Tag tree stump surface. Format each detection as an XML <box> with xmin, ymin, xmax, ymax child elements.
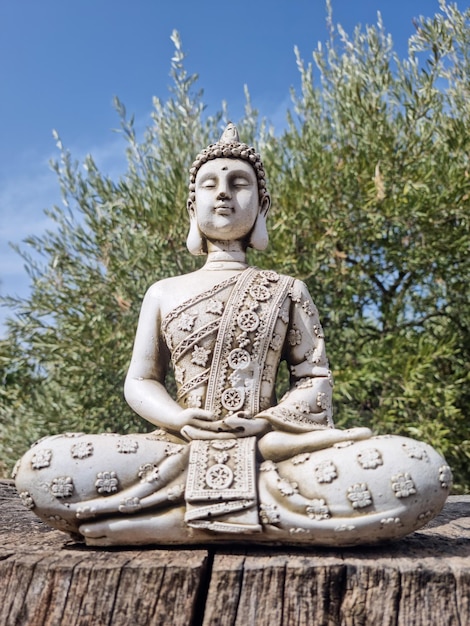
<box><xmin>1</xmin><ymin>479</ymin><xmax>469</xmax><ymax>626</ymax></box>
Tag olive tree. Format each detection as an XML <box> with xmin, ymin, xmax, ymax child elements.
<box><xmin>260</xmin><ymin>0</ymin><xmax>470</xmax><ymax>490</ymax></box>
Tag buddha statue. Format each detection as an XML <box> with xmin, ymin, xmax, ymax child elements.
<box><xmin>14</xmin><ymin>125</ymin><xmax>452</xmax><ymax>546</ymax></box>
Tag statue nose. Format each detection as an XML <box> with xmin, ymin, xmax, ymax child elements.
<box><xmin>217</xmin><ymin>189</ymin><xmax>231</xmax><ymax>200</ymax></box>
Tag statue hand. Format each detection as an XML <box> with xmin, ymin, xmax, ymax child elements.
<box><xmin>173</xmin><ymin>408</ymin><xmax>215</xmax><ymax>431</ymax></box>
<box><xmin>224</xmin><ymin>413</ymin><xmax>270</xmax><ymax>437</ymax></box>
<box><xmin>181</xmin><ymin>425</ymin><xmax>237</xmax><ymax>440</ymax></box>
<box><xmin>181</xmin><ymin>412</ymin><xmax>269</xmax><ymax>440</ymax></box>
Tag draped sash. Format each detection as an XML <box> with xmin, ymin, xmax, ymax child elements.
<box><xmin>180</xmin><ymin>267</ymin><xmax>294</xmax><ymax>532</ymax></box>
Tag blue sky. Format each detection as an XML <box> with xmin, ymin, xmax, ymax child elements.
<box><xmin>0</xmin><ymin>0</ymin><xmax>467</xmax><ymax>333</ymax></box>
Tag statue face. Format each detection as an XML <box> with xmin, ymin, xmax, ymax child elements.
<box><xmin>192</xmin><ymin>158</ymin><xmax>260</xmax><ymax>243</ymax></box>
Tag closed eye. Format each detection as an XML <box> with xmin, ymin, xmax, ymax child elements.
<box><xmin>232</xmin><ymin>177</ymin><xmax>251</xmax><ymax>187</ymax></box>
<box><xmin>200</xmin><ymin>179</ymin><xmax>217</xmax><ymax>189</ymax></box>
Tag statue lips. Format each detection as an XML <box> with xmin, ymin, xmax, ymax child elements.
<box><xmin>214</xmin><ymin>204</ymin><xmax>233</xmax><ymax>216</ymax></box>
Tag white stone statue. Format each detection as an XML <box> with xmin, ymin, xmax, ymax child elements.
<box><xmin>14</xmin><ymin>125</ymin><xmax>452</xmax><ymax>546</ymax></box>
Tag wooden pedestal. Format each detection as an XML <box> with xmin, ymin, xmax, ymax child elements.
<box><xmin>1</xmin><ymin>480</ymin><xmax>469</xmax><ymax>625</ymax></box>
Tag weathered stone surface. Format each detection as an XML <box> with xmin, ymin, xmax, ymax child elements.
<box><xmin>1</xmin><ymin>481</ymin><xmax>469</xmax><ymax>625</ymax></box>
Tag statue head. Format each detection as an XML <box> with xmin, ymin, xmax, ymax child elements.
<box><xmin>187</xmin><ymin>124</ymin><xmax>271</xmax><ymax>255</ymax></box>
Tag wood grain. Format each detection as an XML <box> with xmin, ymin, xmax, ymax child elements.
<box><xmin>1</xmin><ymin>481</ymin><xmax>469</xmax><ymax>626</ymax></box>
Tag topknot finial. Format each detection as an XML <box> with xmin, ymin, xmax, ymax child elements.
<box><xmin>220</xmin><ymin>122</ymin><xmax>239</xmax><ymax>144</ymax></box>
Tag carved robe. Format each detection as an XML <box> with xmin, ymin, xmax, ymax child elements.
<box><xmin>14</xmin><ymin>268</ymin><xmax>451</xmax><ymax>545</ymax></box>
<box><xmin>161</xmin><ymin>267</ymin><xmax>333</xmax><ymax>531</ymax></box>
<box><xmin>162</xmin><ymin>266</ymin><xmax>333</xmax><ymax>430</ymax></box>
<box><xmin>14</xmin><ymin>268</ymin><xmax>335</xmax><ymax>535</ymax></box>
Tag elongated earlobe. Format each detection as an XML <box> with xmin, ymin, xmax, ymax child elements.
<box><xmin>186</xmin><ymin>200</ymin><xmax>206</xmax><ymax>256</ymax></box>
<box><xmin>249</xmin><ymin>194</ymin><xmax>270</xmax><ymax>251</ymax></box>
<box><xmin>186</xmin><ymin>218</ymin><xmax>206</xmax><ymax>256</ymax></box>
<box><xmin>249</xmin><ymin>214</ymin><xmax>269</xmax><ymax>250</ymax></box>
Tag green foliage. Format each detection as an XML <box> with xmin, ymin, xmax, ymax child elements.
<box><xmin>2</xmin><ymin>8</ymin><xmax>470</xmax><ymax>491</ymax></box>
<box><xmin>261</xmin><ymin>0</ymin><xmax>470</xmax><ymax>491</ymax></box>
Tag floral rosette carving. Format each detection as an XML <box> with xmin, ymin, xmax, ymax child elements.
<box><xmin>31</xmin><ymin>449</ymin><xmax>52</xmax><ymax>470</ymax></box>
<box><xmin>95</xmin><ymin>471</ymin><xmax>119</xmax><ymax>494</ymax></box>
<box><xmin>51</xmin><ymin>476</ymin><xmax>74</xmax><ymax>499</ymax></box>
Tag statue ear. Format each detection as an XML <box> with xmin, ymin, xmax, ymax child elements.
<box><xmin>259</xmin><ymin>193</ymin><xmax>271</xmax><ymax>218</ymax></box>
<box><xmin>186</xmin><ymin>200</ymin><xmax>207</xmax><ymax>256</ymax></box>
<box><xmin>249</xmin><ymin>194</ymin><xmax>270</xmax><ymax>251</ymax></box>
